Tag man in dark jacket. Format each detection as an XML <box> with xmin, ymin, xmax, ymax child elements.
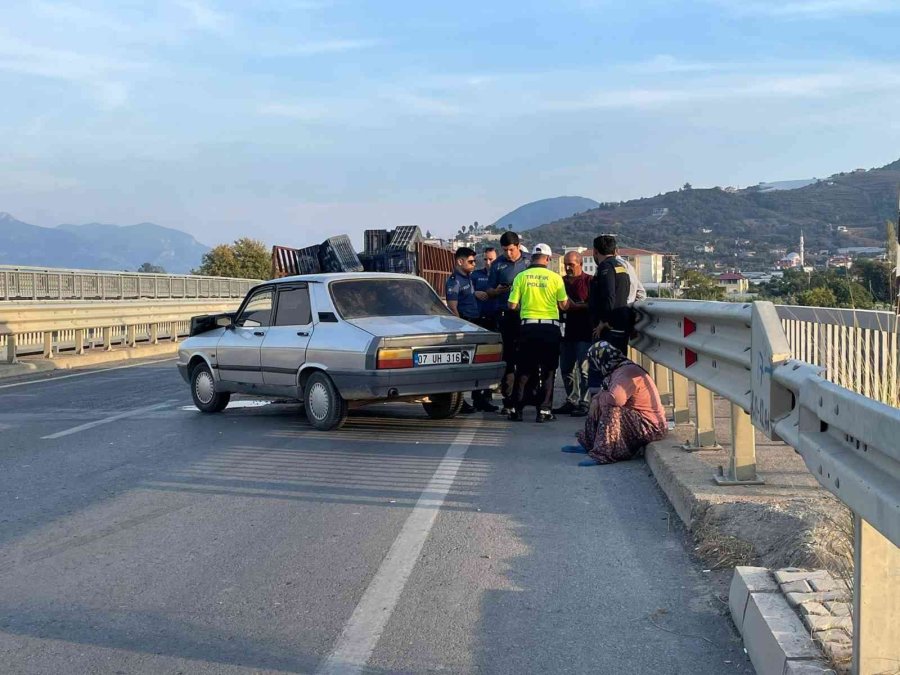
<box><xmin>589</xmin><ymin>234</ymin><xmax>631</xmax><ymax>354</ymax></box>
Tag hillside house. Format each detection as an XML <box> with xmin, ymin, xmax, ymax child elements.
<box><xmin>716</xmin><ymin>272</ymin><xmax>749</xmax><ymax>295</ymax></box>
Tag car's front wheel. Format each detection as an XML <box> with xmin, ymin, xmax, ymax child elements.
<box><xmin>191</xmin><ymin>362</ymin><xmax>230</xmax><ymax>413</ymax></box>
<box><xmin>304</xmin><ymin>372</ymin><xmax>349</xmax><ymax>430</ymax></box>
<box><xmin>422</xmin><ymin>392</ymin><xmax>465</xmax><ymax>420</ymax></box>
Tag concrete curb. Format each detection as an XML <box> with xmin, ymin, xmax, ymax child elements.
<box><xmin>0</xmin><ymin>342</ymin><xmax>178</xmax><ymax>380</ymax></box>
<box><xmin>729</xmin><ymin>567</ymin><xmax>835</xmax><ymax>675</ymax></box>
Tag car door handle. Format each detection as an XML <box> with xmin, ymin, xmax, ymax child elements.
<box><xmin>254</xmin><ymin>331</ymin><xmax>265</xmax><ymax>336</ymax></box>
<box><xmin>297</xmin><ymin>331</ymin><xmax>309</xmax><ymax>337</ymax></box>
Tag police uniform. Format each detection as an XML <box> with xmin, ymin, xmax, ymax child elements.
<box><xmin>589</xmin><ymin>256</ymin><xmax>632</xmax><ymax>353</ymax></box>
<box><xmin>445</xmin><ymin>269</ymin><xmax>480</xmax><ymax>321</ymax></box>
<box><xmin>468</xmin><ymin>266</ymin><xmax>498</xmax><ymax>410</ymax></box>
<box><xmin>486</xmin><ymin>252</ymin><xmax>529</xmax><ymax>409</ymax></box>
<box><xmin>507</xmin><ymin>245</ymin><xmax>568</xmax><ymax>421</ymax></box>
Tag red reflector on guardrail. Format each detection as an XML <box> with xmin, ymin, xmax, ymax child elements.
<box><xmin>685</xmin><ymin>349</ymin><xmax>698</xmax><ymax>367</ymax></box>
<box><xmin>683</xmin><ymin>318</ymin><xmax>696</xmax><ymax>337</ymax></box>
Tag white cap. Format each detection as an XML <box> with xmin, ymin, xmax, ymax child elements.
<box><xmin>519</xmin><ymin>245</ymin><xmax>529</xmax><ymax>253</ymax></box>
<box><xmin>532</xmin><ymin>243</ymin><xmax>552</xmax><ymax>256</ymax></box>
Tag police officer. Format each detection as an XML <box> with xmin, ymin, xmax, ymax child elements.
<box><xmin>590</xmin><ymin>234</ymin><xmax>632</xmax><ymax>353</ymax></box>
<box><xmin>445</xmin><ymin>246</ymin><xmax>480</xmax><ymax>414</ymax></box>
<box><xmin>507</xmin><ymin>243</ymin><xmax>569</xmax><ymax>423</ymax></box>
<box><xmin>469</xmin><ymin>247</ymin><xmax>499</xmax><ymax>412</ymax></box>
<box><xmin>475</xmin><ymin>232</ymin><xmax>528</xmax><ymax>414</ymax></box>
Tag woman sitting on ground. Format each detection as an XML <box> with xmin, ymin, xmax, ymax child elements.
<box><xmin>562</xmin><ymin>341</ymin><xmax>668</xmax><ymax>466</ymax></box>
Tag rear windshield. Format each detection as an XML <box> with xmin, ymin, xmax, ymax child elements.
<box><xmin>330</xmin><ymin>278</ymin><xmax>451</xmax><ymax>319</ymax></box>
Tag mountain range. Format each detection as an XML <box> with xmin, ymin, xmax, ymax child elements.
<box><xmin>524</xmin><ymin>159</ymin><xmax>900</xmax><ymax>269</ymax></box>
<box><xmin>0</xmin><ymin>213</ymin><xmax>210</xmax><ymax>273</ymax></box>
<box><xmin>491</xmin><ymin>196</ymin><xmax>600</xmax><ymax>231</ymax></box>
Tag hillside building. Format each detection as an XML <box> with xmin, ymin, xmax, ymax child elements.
<box><xmin>716</xmin><ymin>272</ymin><xmax>749</xmax><ymax>295</ymax></box>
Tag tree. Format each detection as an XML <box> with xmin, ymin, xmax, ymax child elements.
<box><xmin>853</xmin><ymin>259</ymin><xmax>893</xmax><ymax>306</ymax></box>
<box><xmin>680</xmin><ymin>270</ymin><xmax>725</xmax><ymax>301</ymax></box>
<box><xmin>137</xmin><ymin>262</ymin><xmax>166</xmax><ymax>273</ymax></box>
<box><xmin>682</xmin><ymin>182</ymin><xmax>693</xmax><ymax>191</ymax></box>
<box><xmin>886</xmin><ymin>219</ymin><xmax>897</xmax><ymax>271</ymax></box>
<box><xmin>797</xmin><ymin>286</ymin><xmax>836</xmax><ymax>307</ymax></box>
<box><xmin>194</xmin><ymin>238</ymin><xmax>270</xmax><ymax>279</ymax></box>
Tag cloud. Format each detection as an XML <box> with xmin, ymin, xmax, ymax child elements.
<box><xmin>0</xmin><ymin>34</ymin><xmax>138</xmax><ymax>107</ymax></box>
<box><xmin>711</xmin><ymin>0</ymin><xmax>898</xmax><ymax>18</ymax></box>
<box><xmin>176</xmin><ymin>0</ymin><xmax>232</xmax><ymax>33</ymax></box>
<box><xmin>389</xmin><ymin>92</ymin><xmax>463</xmax><ymax>116</ymax></box>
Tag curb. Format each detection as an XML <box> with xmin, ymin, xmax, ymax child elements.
<box><xmin>0</xmin><ymin>342</ymin><xmax>178</xmax><ymax>380</ymax></box>
<box><xmin>729</xmin><ymin>567</ymin><xmax>835</xmax><ymax>675</ymax></box>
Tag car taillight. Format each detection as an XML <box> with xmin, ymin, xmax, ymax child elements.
<box><xmin>474</xmin><ymin>344</ymin><xmax>502</xmax><ymax>364</ymax></box>
<box><xmin>377</xmin><ymin>347</ymin><xmax>414</xmax><ymax>369</ymax></box>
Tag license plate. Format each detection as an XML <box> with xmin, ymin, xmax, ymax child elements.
<box><xmin>415</xmin><ymin>350</ymin><xmax>473</xmax><ymax>366</ymax></box>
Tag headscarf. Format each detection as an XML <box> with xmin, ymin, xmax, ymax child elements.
<box><xmin>587</xmin><ymin>340</ymin><xmax>633</xmax><ymax>391</ymax></box>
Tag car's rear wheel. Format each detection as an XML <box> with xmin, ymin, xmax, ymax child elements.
<box><xmin>191</xmin><ymin>362</ymin><xmax>230</xmax><ymax>413</ymax></box>
<box><xmin>422</xmin><ymin>392</ymin><xmax>465</xmax><ymax>420</ymax></box>
<box><xmin>304</xmin><ymin>372</ymin><xmax>349</xmax><ymax>430</ymax></box>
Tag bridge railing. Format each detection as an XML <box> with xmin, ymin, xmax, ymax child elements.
<box><xmin>633</xmin><ymin>298</ymin><xmax>899</xmax><ymax>673</ymax></box>
<box><xmin>0</xmin><ymin>299</ymin><xmax>242</xmax><ymax>363</ymax></box>
<box><xmin>0</xmin><ymin>265</ymin><xmax>260</xmax><ymax>301</ymax></box>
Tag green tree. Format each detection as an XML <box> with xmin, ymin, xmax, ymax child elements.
<box><xmin>194</xmin><ymin>238</ymin><xmax>270</xmax><ymax>279</ymax></box>
<box><xmin>797</xmin><ymin>286</ymin><xmax>836</xmax><ymax>307</ymax></box>
<box><xmin>137</xmin><ymin>262</ymin><xmax>166</xmax><ymax>273</ymax></box>
<box><xmin>852</xmin><ymin>259</ymin><xmax>893</xmax><ymax>305</ymax></box>
<box><xmin>680</xmin><ymin>270</ymin><xmax>725</xmax><ymax>300</ymax></box>
<box><xmin>886</xmin><ymin>219</ymin><xmax>897</xmax><ymax>271</ymax></box>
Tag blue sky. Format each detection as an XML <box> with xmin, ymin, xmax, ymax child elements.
<box><xmin>2</xmin><ymin>0</ymin><xmax>900</xmax><ymax>247</ymax></box>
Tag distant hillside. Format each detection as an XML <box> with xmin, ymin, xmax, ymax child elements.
<box><xmin>0</xmin><ymin>213</ymin><xmax>210</xmax><ymax>273</ymax></box>
<box><xmin>491</xmin><ymin>196</ymin><xmax>600</xmax><ymax>232</ymax></box>
<box><xmin>526</xmin><ymin>159</ymin><xmax>900</xmax><ymax>270</ymax></box>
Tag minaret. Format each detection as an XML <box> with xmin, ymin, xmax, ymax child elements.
<box><xmin>800</xmin><ymin>230</ymin><xmax>805</xmax><ymax>267</ymax></box>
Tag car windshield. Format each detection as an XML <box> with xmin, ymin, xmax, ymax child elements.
<box><xmin>330</xmin><ymin>278</ymin><xmax>451</xmax><ymax>319</ymax></box>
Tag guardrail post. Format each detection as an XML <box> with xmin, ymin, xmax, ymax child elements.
<box><xmin>854</xmin><ymin>516</ymin><xmax>900</xmax><ymax>675</ymax></box>
<box><xmin>102</xmin><ymin>327</ymin><xmax>112</xmax><ymax>351</ymax></box>
<box><xmin>681</xmin><ymin>383</ymin><xmax>721</xmax><ymax>451</ymax></box>
<box><xmin>672</xmin><ymin>371</ymin><xmax>690</xmax><ymax>424</ymax></box>
<box><xmin>655</xmin><ymin>364</ymin><xmax>672</xmax><ymax>403</ymax></box>
<box><xmin>42</xmin><ymin>331</ymin><xmax>55</xmax><ymax>359</ymax></box>
<box><xmin>125</xmin><ymin>324</ymin><xmax>136</xmax><ymax>348</ymax></box>
<box><xmin>149</xmin><ymin>323</ymin><xmax>159</xmax><ymax>345</ymax></box>
<box><xmin>714</xmin><ymin>403</ymin><xmax>763</xmax><ymax>485</ymax></box>
<box><xmin>74</xmin><ymin>329</ymin><xmax>85</xmax><ymax>355</ymax></box>
<box><xmin>3</xmin><ymin>334</ymin><xmax>16</xmax><ymax>364</ymax></box>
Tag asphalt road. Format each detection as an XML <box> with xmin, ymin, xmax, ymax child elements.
<box><xmin>0</xmin><ymin>358</ymin><xmax>754</xmax><ymax>674</ymax></box>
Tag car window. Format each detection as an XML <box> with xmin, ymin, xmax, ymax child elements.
<box><xmin>330</xmin><ymin>279</ymin><xmax>451</xmax><ymax>319</ymax></box>
<box><xmin>275</xmin><ymin>286</ymin><xmax>312</xmax><ymax>326</ymax></box>
<box><xmin>235</xmin><ymin>289</ymin><xmax>273</xmax><ymax>328</ymax></box>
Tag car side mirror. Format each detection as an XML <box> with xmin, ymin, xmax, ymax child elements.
<box><xmin>216</xmin><ymin>316</ymin><xmax>233</xmax><ymax>328</ymax></box>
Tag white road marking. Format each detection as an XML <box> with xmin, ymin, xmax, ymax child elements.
<box><xmin>0</xmin><ymin>358</ymin><xmax>176</xmax><ymax>390</ymax></box>
<box><xmin>179</xmin><ymin>400</ymin><xmax>274</xmax><ymax>411</ymax></box>
<box><xmin>41</xmin><ymin>400</ymin><xmax>176</xmax><ymax>439</ymax></box>
<box><xmin>317</xmin><ymin>424</ymin><xmax>478</xmax><ymax>675</ymax></box>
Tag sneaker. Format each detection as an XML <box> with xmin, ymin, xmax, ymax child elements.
<box><xmin>508</xmin><ymin>409</ymin><xmax>523</xmax><ymax>422</ymax></box>
<box><xmin>459</xmin><ymin>401</ymin><xmax>476</xmax><ymax>414</ymax></box>
<box><xmin>536</xmin><ymin>409</ymin><xmax>556</xmax><ymax>423</ymax></box>
<box><xmin>571</xmin><ymin>406</ymin><xmax>589</xmax><ymax>418</ymax></box>
<box><xmin>551</xmin><ymin>402</ymin><xmax>576</xmax><ymax>415</ymax></box>
<box><xmin>561</xmin><ymin>445</ymin><xmax>588</xmax><ymax>454</ymax></box>
<box><xmin>578</xmin><ymin>458</ymin><xmax>601</xmax><ymax>467</ymax></box>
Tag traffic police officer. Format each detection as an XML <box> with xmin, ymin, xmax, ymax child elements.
<box><xmin>475</xmin><ymin>232</ymin><xmax>529</xmax><ymax>414</ymax></box>
<box><xmin>469</xmin><ymin>246</ymin><xmax>499</xmax><ymax>411</ymax></box>
<box><xmin>507</xmin><ymin>243</ymin><xmax>569</xmax><ymax>422</ymax></box>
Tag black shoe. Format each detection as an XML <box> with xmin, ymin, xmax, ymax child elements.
<box><xmin>476</xmin><ymin>402</ymin><xmax>499</xmax><ymax>413</ymax></box>
<box><xmin>571</xmin><ymin>406</ymin><xmax>589</xmax><ymax>418</ymax></box>
<box><xmin>508</xmin><ymin>409</ymin><xmax>523</xmax><ymax>422</ymax></box>
<box><xmin>552</xmin><ymin>402</ymin><xmax>576</xmax><ymax>415</ymax></box>
<box><xmin>536</xmin><ymin>409</ymin><xmax>556</xmax><ymax>423</ymax></box>
<box><xmin>460</xmin><ymin>401</ymin><xmax>476</xmax><ymax>414</ymax></box>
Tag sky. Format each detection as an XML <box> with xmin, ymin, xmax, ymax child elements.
<box><xmin>2</xmin><ymin>0</ymin><xmax>900</xmax><ymax>248</ymax></box>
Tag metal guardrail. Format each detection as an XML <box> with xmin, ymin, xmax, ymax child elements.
<box><xmin>0</xmin><ymin>299</ymin><xmax>242</xmax><ymax>363</ymax></box>
<box><xmin>0</xmin><ymin>265</ymin><xmax>260</xmax><ymax>301</ymax></box>
<box><xmin>633</xmin><ymin>298</ymin><xmax>899</xmax><ymax>673</ymax></box>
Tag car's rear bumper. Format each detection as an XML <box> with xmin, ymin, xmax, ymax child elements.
<box><xmin>329</xmin><ymin>362</ymin><xmax>506</xmax><ymax>400</ymax></box>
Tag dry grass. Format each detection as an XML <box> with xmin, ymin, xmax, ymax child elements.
<box><xmin>811</xmin><ymin>505</ymin><xmax>855</xmax><ymax>595</ymax></box>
